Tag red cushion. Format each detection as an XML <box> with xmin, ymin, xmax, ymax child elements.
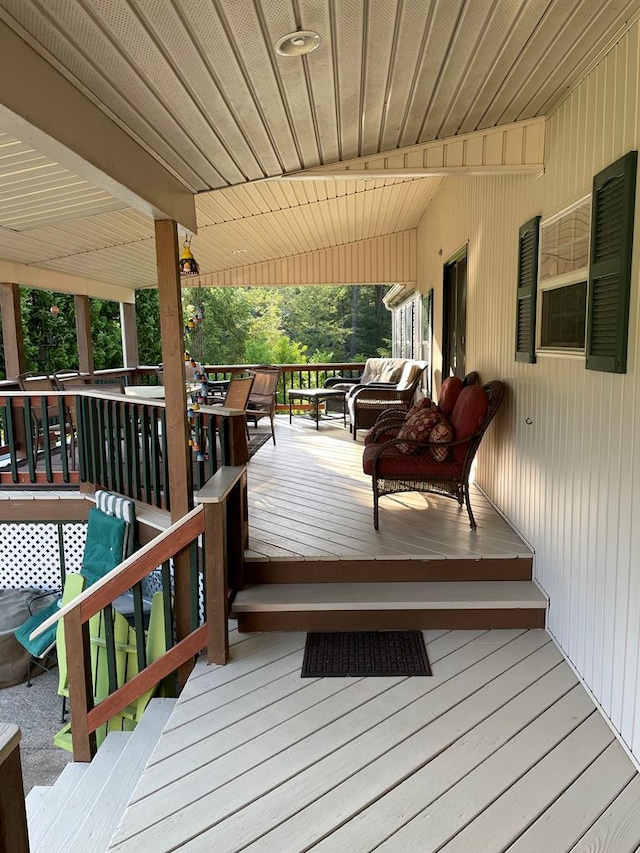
<box><xmin>450</xmin><ymin>385</ymin><xmax>489</xmax><ymax>440</ymax></box>
<box><xmin>362</xmin><ymin>444</ymin><xmax>463</xmax><ymax>478</ymax></box>
<box><xmin>396</xmin><ymin>408</ymin><xmax>443</xmax><ymax>453</ymax></box>
<box><xmin>437</xmin><ymin>376</ymin><xmax>463</xmax><ymax>417</ymax></box>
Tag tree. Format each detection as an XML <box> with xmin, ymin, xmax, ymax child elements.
<box><xmin>136</xmin><ymin>289</ymin><xmax>162</xmax><ymax>365</ymax></box>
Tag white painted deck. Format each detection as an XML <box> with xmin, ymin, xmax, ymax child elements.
<box><xmin>109</xmin><ymin>627</ymin><xmax>640</xmax><ymax>852</ymax></box>
<box><xmin>246</xmin><ymin>419</ymin><xmax>531</xmax><ymax>561</ymax></box>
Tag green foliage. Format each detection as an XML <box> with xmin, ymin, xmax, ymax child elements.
<box><xmin>0</xmin><ymin>282</ymin><xmax>391</xmax><ymax>381</ymax></box>
<box><xmin>136</xmin><ymin>289</ymin><xmax>162</xmax><ymax>365</ymax></box>
<box><xmin>90</xmin><ymin>299</ymin><xmax>123</xmax><ymax>370</ymax></box>
<box><xmin>20</xmin><ymin>289</ymin><xmax>78</xmax><ymax>374</ymax></box>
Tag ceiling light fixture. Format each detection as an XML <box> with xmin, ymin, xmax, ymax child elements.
<box><xmin>275</xmin><ymin>30</ymin><xmax>320</xmax><ymax>57</ymax></box>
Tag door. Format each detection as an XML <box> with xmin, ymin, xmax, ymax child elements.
<box><xmin>443</xmin><ymin>251</ymin><xmax>467</xmax><ymax>379</ymax></box>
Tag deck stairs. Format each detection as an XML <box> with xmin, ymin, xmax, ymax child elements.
<box><xmin>25</xmin><ymin>698</ymin><xmax>175</xmax><ymax>853</ymax></box>
<box><xmin>234</xmin><ymin>554</ymin><xmax>548</xmax><ymax>632</ymax></box>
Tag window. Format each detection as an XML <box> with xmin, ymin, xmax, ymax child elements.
<box><xmin>540</xmin><ymin>282</ymin><xmax>587</xmax><ymax>349</ymax></box>
<box><xmin>538</xmin><ymin>197</ymin><xmax>590</xmax><ymax>354</ymax></box>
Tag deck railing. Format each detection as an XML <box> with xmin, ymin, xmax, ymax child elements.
<box><xmin>0</xmin><ymin>362</ymin><xmax>364</xmax><ymax>491</ymax></box>
<box><xmin>30</xmin><ymin>465</ymin><xmax>246</xmax><ymax>762</ymax></box>
<box><xmin>202</xmin><ymin>362</ymin><xmax>365</xmax><ymax>408</ymax></box>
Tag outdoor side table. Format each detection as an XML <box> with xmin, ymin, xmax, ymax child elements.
<box><xmin>288</xmin><ymin>388</ymin><xmax>347</xmax><ymax>430</ymax></box>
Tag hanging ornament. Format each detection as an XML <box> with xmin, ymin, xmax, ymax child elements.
<box><xmin>179</xmin><ymin>235</ymin><xmax>200</xmax><ymax>276</ymax></box>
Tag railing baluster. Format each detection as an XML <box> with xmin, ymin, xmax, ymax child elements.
<box><xmin>103</xmin><ymin>606</ymin><xmax>118</xmax><ymax>695</ymax></box>
<box><xmin>131</xmin><ymin>582</ymin><xmax>147</xmax><ymax>671</ymax></box>
<box><xmin>150</xmin><ymin>406</ymin><xmax>162</xmax><ymax>508</ymax></box>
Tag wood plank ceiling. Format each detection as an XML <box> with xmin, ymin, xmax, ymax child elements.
<box><xmin>0</xmin><ymin>0</ymin><xmax>637</xmax><ymax>289</ymax></box>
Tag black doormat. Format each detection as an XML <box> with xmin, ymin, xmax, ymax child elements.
<box><xmin>248</xmin><ymin>433</ymin><xmax>271</xmax><ymax>458</ymax></box>
<box><xmin>301</xmin><ymin>630</ymin><xmax>431</xmax><ymax>678</ymax></box>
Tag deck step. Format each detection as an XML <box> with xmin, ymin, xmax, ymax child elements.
<box><xmin>33</xmin><ymin>731</ymin><xmax>132</xmax><ymax>853</ymax></box>
<box><xmin>232</xmin><ymin>581</ymin><xmax>548</xmax><ymax>631</ymax></box>
<box><xmin>244</xmin><ymin>555</ymin><xmax>534</xmax><ymax>584</ymax></box>
<box><xmin>27</xmin><ymin>761</ymin><xmax>89</xmax><ymax>852</ymax></box>
<box><xmin>64</xmin><ymin>699</ymin><xmax>176</xmax><ymax>853</ymax></box>
<box><xmin>25</xmin><ymin>786</ymin><xmax>51</xmax><ymax>824</ymax></box>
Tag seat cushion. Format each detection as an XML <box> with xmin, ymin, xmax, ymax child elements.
<box><xmin>437</xmin><ymin>376</ymin><xmax>463</xmax><ymax>416</ymax></box>
<box><xmin>363</xmin><ymin>444</ymin><xmax>463</xmax><ymax>478</ymax></box>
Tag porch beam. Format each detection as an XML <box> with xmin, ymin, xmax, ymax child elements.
<box><xmin>0</xmin><ymin>259</ymin><xmax>135</xmax><ymax>303</ymax></box>
<box><xmin>277</xmin><ymin>118</ymin><xmax>545</xmax><ymax>180</ymax></box>
<box><xmin>0</xmin><ymin>20</ymin><xmax>196</xmax><ymax>232</ymax></box>
<box><xmin>120</xmin><ymin>302</ymin><xmax>139</xmax><ymax>369</ymax></box>
<box><xmin>74</xmin><ymin>295</ymin><xmax>94</xmax><ymax>376</ymax></box>
<box><xmin>0</xmin><ymin>283</ymin><xmax>25</xmax><ymax>379</ymax></box>
<box><xmin>155</xmin><ymin>219</ymin><xmax>193</xmax><ymax>682</ymax></box>
<box><xmin>194</xmin><ymin>231</ymin><xmax>416</xmax><ymax>289</ymax></box>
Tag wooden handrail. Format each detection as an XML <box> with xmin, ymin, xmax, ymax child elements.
<box><xmin>29</xmin><ymin>505</ymin><xmax>204</xmax><ymax>641</ymax></box>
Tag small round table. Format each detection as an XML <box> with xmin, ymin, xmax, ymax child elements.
<box><xmin>287</xmin><ymin>388</ymin><xmax>347</xmax><ymax>430</ymax></box>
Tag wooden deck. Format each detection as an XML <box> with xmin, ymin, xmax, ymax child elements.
<box><xmin>108</xmin><ymin>626</ymin><xmax>640</xmax><ymax>852</ymax></box>
<box><xmin>245</xmin><ymin>419</ymin><xmax>530</xmax><ymax>563</ymax></box>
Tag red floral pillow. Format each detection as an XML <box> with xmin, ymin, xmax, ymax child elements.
<box><xmin>396</xmin><ymin>408</ymin><xmax>443</xmax><ymax>454</ymax></box>
<box><xmin>405</xmin><ymin>397</ymin><xmax>435</xmax><ymax>420</ymax></box>
<box><xmin>429</xmin><ymin>418</ymin><xmax>453</xmax><ymax>461</ymax></box>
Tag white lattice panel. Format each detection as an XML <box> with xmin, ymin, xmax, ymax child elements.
<box><xmin>0</xmin><ymin>523</ymin><xmax>86</xmax><ymax>592</ymax></box>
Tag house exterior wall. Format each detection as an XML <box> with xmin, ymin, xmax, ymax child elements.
<box><xmin>415</xmin><ymin>22</ymin><xmax>640</xmax><ymax>758</ymax></box>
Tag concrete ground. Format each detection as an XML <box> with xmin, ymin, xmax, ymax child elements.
<box><xmin>0</xmin><ymin>667</ymin><xmax>71</xmax><ymax>794</ymax></box>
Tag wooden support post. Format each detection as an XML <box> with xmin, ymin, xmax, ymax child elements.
<box><xmin>74</xmin><ymin>295</ymin><xmax>94</xmax><ymax>376</ymax></box>
<box><xmin>65</xmin><ymin>608</ymin><xmax>96</xmax><ymax>762</ymax></box>
<box><xmin>196</xmin><ymin>466</ymin><xmax>247</xmax><ymax>665</ymax></box>
<box><xmin>0</xmin><ymin>725</ymin><xmax>29</xmax><ymax>853</ymax></box>
<box><xmin>0</xmin><ymin>283</ymin><xmax>28</xmax><ymax>454</ymax></box>
<box><xmin>204</xmin><ymin>501</ymin><xmax>229</xmax><ymax>665</ymax></box>
<box><xmin>120</xmin><ymin>301</ymin><xmax>139</xmax><ymax>369</ymax></box>
<box><xmin>0</xmin><ymin>282</ymin><xmax>26</xmax><ymax>379</ymax></box>
<box><xmin>154</xmin><ymin>219</ymin><xmax>193</xmax><ymax>686</ymax></box>
<box><xmin>219</xmin><ymin>412</ymin><xmax>249</xmax><ymax>465</ymax></box>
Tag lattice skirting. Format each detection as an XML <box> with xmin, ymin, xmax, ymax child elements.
<box><xmin>0</xmin><ymin>522</ymin><xmax>87</xmax><ymax>591</ymax></box>
<box><xmin>377</xmin><ymin>478</ymin><xmax>463</xmax><ymax>502</ymax></box>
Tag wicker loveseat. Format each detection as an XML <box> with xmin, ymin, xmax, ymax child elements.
<box><xmin>362</xmin><ymin>380</ymin><xmax>504</xmax><ymax>529</ymax></box>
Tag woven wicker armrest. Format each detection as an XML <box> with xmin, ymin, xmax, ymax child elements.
<box><xmin>324</xmin><ymin>376</ymin><xmax>359</xmax><ymax>388</ymax></box>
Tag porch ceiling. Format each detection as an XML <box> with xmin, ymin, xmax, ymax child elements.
<box><xmin>0</xmin><ymin>0</ymin><xmax>636</xmax><ymax>293</ymax></box>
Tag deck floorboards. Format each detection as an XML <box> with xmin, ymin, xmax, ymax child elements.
<box><xmin>245</xmin><ymin>420</ymin><xmax>531</xmax><ymax>562</ymax></box>
<box><xmin>109</xmin><ymin>627</ymin><xmax>640</xmax><ymax>852</ymax></box>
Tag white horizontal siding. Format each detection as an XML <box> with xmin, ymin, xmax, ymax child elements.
<box><xmin>416</xmin><ymin>21</ymin><xmax>640</xmax><ymax>758</ymax></box>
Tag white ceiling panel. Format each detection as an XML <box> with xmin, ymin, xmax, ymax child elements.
<box><xmin>0</xmin><ymin>0</ymin><xmax>636</xmax><ymax>192</ymax></box>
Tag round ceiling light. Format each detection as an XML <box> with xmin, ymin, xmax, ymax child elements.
<box><xmin>275</xmin><ymin>30</ymin><xmax>320</xmax><ymax>57</ymax></box>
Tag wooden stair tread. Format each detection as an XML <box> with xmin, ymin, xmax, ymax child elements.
<box><xmin>232</xmin><ymin>581</ymin><xmax>547</xmax><ymax>611</ymax></box>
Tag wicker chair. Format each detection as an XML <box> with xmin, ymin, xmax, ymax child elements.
<box><xmin>348</xmin><ymin>361</ymin><xmax>428</xmax><ymax>440</ymax></box>
<box><xmin>362</xmin><ymin>381</ymin><xmax>504</xmax><ymax>529</ymax></box>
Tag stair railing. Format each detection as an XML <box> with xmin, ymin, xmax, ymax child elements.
<box><xmin>28</xmin><ymin>465</ymin><xmax>247</xmax><ymax>762</ymax></box>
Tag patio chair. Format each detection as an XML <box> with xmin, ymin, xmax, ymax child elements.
<box><xmin>245</xmin><ymin>366</ymin><xmax>281</xmax><ymax>445</ymax></box>
<box><xmin>362</xmin><ymin>381</ymin><xmax>504</xmax><ymax>529</ymax></box>
<box><xmin>54</xmin><ymin>589</ymin><xmax>168</xmax><ymax>751</ymax></box>
<box><xmin>209</xmin><ymin>375</ymin><xmax>255</xmax><ymax>441</ymax></box>
<box><xmin>17</xmin><ymin>371</ymin><xmax>76</xmax><ymax>467</ymax></box>
<box><xmin>348</xmin><ymin>361</ymin><xmax>428</xmax><ymax>440</ymax></box>
<box><xmin>14</xmin><ymin>490</ymin><xmax>137</xmax><ymax>715</ymax></box>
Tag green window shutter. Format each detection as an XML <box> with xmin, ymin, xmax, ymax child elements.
<box><xmin>515</xmin><ymin>215</ymin><xmax>540</xmax><ymax>363</ymax></box>
<box><xmin>586</xmin><ymin>150</ymin><xmax>637</xmax><ymax>373</ymax></box>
